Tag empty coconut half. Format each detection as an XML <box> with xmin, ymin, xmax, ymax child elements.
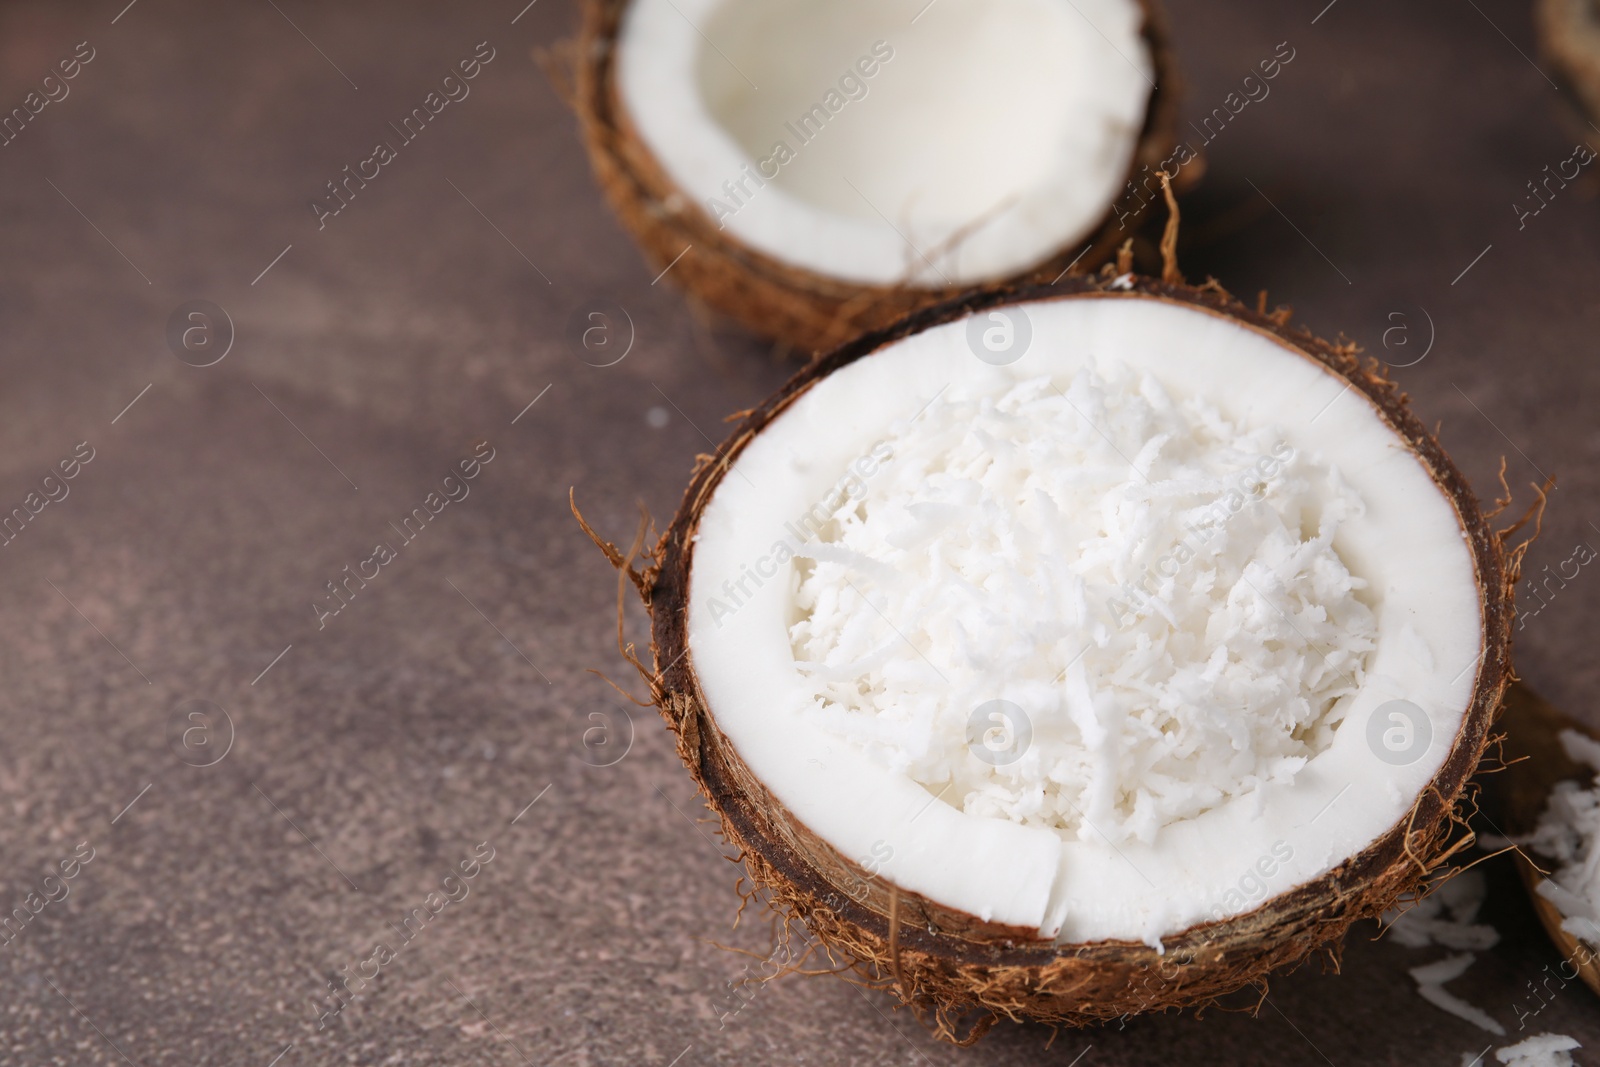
<box><xmin>569</xmin><ymin>0</ymin><xmax>1192</xmax><ymax>353</ymax></box>
<box><xmin>582</xmin><ymin>272</ymin><xmax>1530</xmax><ymax>1039</ymax></box>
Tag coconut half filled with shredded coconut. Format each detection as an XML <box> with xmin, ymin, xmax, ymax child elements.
<box><xmin>619</xmin><ymin>276</ymin><xmax>1521</xmax><ymax>1038</ymax></box>
<box><xmin>567</xmin><ymin>0</ymin><xmax>1194</xmax><ymax>352</ymax></box>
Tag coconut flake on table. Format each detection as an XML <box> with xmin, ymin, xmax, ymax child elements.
<box><xmin>1410</xmin><ymin>953</ymin><xmax>1506</xmax><ymax>1036</ymax></box>
<box><xmin>1384</xmin><ymin>868</ymin><xmax>1501</xmax><ymax>950</ymax></box>
<box><xmin>1527</xmin><ymin>728</ymin><xmax>1600</xmax><ymax>944</ymax></box>
<box><xmin>788</xmin><ymin>365</ymin><xmax>1378</xmax><ymax>844</ymax></box>
<box><xmin>1475</xmin><ymin>1033</ymin><xmax>1582</xmax><ymax>1067</ymax></box>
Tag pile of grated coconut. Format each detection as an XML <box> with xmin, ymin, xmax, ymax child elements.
<box><xmin>1527</xmin><ymin>728</ymin><xmax>1600</xmax><ymax>944</ymax></box>
<box><xmin>788</xmin><ymin>364</ymin><xmax>1377</xmax><ymax>844</ymax></box>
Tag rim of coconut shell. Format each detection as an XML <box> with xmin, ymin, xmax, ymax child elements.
<box><xmin>576</xmin><ymin>265</ymin><xmax>1537</xmax><ymax>1039</ymax></box>
<box><xmin>556</xmin><ymin>0</ymin><xmax>1199</xmax><ymax>356</ymax></box>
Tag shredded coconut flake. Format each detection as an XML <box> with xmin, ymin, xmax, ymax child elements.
<box><xmin>1411</xmin><ymin>953</ymin><xmax>1506</xmax><ymax>1036</ymax></box>
<box><xmin>1486</xmin><ymin>1033</ymin><xmax>1582</xmax><ymax>1067</ymax></box>
<box><xmin>1384</xmin><ymin>869</ymin><xmax>1501</xmax><ymax>950</ymax></box>
<box><xmin>787</xmin><ymin>364</ymin><xmax>1377</xmax><ymax>843</ymax></box>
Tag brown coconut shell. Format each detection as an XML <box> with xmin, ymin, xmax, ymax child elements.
<box><xmin>578</xmin><ymin>269</ymin><xmax>1531</xmax><ymax>1041</ymax></box>
<box><xmin>1497</xmin><ymin>682</ymin><xmax>1600</xmax><ymax>999</ymax></box>
<box><xmin>1537</xmin><ymin>0</ymin><xmax>1600</xmax><ymax>122</ymax></box>
<box><xmin>561</xmin><ymin>0</ymin><xmax>1198</xmax><ymax>356</ymax></box>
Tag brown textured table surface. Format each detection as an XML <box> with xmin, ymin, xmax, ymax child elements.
<box><xmin>1</xmin><ymin>1</ymin><xmax>1598</xmax><ymax>1063</ymax></box>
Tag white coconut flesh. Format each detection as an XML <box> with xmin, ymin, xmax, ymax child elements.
<box><xmin>686</xmin><ymin>295</ymin><xmax>1485</xmax><ymax>946</ymax></box>
<box><xmin>615</xmin><ymin>0</ymin><xmax>1153</xmax><ymax>286</ymax></box>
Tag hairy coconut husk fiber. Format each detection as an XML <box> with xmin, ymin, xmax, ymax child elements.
<box><xmin>576</xmin><ymin>263</ymin><xmax>1534</xmax><ymax>1042</ymax></box>
<box><xmin>557</xmin><ymin>0</ymin><xmax>1198</xmax><ymax>356</ymax></box>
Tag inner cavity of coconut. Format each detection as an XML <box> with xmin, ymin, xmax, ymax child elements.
<box><xmin>616</xmin><ymin>0</ymin><xmax>1153</xmax><ymax>285</ymax></box>
<box><xmin>786</xmin><ymin>366</ymin><xmax>1378</xmax><ymax>845</ymax></box>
